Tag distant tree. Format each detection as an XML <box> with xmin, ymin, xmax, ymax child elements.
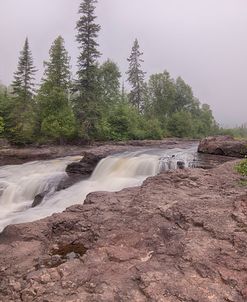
<box><xmin>37</xmin><ymin>36</ymin><xmax>75</xmax><ymax>143</ymax></box>
<box><xmin>9</xmin><ymin>38</ymin><xmax>37</xmax><ymax>143</ymax></box>
<box><xmin>74</xmin><ymin>0</ymin><xmax>101</xmax><ymax>138</ymax></box>
<box><xmin>42</xmin><ymin>36</ymin><xmax>71</xmax><ymax>89</ymax></box>
<box><xmin>173</xmin><ymin>77</ymin><xmax>194</xmax><ymax>112</ymax></box>
<box><xmin>148</xmin><ymin>71</ymin><xmax>176</xmax><ymax>124</ymax></box>
<box><xmin>12</xmin><ymin>38</ymin><xmax>36</xmax><ymax>102</ymax></box>
<box><xmin>99</xmin><ymin>59</ymin><xmax>121</xmax><ymax>105</ymax></box>
<box><xmin>126</xmin><ymin>39</ymin><xmax>146</xmax><ymax>112</ymax></box>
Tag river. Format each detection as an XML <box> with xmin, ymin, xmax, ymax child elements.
<box><xmin>0</xmin><ymin>145</ymin><xmax>232</xmax><ymax>231</ymax></box>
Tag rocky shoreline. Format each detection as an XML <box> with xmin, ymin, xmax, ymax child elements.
<box><xmin>0</xmin><ymin>159</ymin><xmax>247</xmax><ymax>301</ymax></box>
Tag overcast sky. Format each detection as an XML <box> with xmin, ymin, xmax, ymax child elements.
<box><xmin>0</xmin><ymin>0</ymin><xmax>247</xmax><ymax>126</ymax></box>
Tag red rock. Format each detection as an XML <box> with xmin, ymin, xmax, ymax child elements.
<box><xmin>0</xmin><ymin>160</ymin><xmax>246</xmax><ymax>301</ymax></box>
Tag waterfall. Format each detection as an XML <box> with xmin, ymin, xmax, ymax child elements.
<box><xmin>0</xmin><ymin>147</ymin><xmax>197</xmax><ymax>231</ymax></box>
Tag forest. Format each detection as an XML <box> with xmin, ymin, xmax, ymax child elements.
<box><xmin>0</xmin><ymin>0</ymin><xmax>220</xmax><ymax>145</ymax></box>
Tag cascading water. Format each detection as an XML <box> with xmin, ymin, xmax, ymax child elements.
<box><xmin>0</xmin><ymin>147</ymin><xmax>197</xmax><ymax>231</ymax></box>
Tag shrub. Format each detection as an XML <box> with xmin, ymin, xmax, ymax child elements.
<box><xmin>235</xmin><ymin>158</ymin><xmax>247</xmax><ymax>176</ymax></box>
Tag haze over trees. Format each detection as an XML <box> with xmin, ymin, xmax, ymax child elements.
<box><xmin>0</xmin><ymin>0</ymin><xmax>219</xmax><ymax>145</ymax></box>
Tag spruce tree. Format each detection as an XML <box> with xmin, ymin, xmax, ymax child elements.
<box><xmin>9</xmin><ymin>38</ymin><xmax>37</xmax><ymax>143</ymax></box>
<box><xmin>126</xmin><ymin>39</ymin><xmax>146</xmax><ymax>112</ymax></box>
<box><xmin>42</xmin><ymin>36</ymin><xmax>71</xmax><ymax>89</ymax></box>
<box><xmin>74</xmin><ymin>0</ymin><xmax>101</xmax><ymax>138</ymax></box>
<box><xmin>76</xmin><ymin>0</ymin><xmax>101</xmax><ymax>91</ymax></box>
<box><xmin>12</xmin><ymin>38</ymin><xmax>36</xmax><ymax>102</ymax></box>
<box><xmin>37</xmin><ymin>36</ymin><xmax>75</xmax><ymax>143</ymax></box>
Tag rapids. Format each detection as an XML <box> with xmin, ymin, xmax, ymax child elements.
<box><xmin>0</xmin><ymin>147</ymin><xmax>197</xmax><ymax>231</ymax></box>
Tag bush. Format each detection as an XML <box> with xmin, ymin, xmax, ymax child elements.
<box><xmin>167</xmin><ymin>111</ymin><xmax>193</xmax><ymax>138</ymax></box>
<box><xmin>0</xmin><ymin>117</ymin><xmax>4</xmax><ymax>135</ymax></box>
<box><xmin>236</xmin><ymin>158</ymin><xmax>247</xmax><ymax>176</ymax></box>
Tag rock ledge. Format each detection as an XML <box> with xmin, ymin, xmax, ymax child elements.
<box><xmin>198</xmin><ymin>135</ymin><xmax>247</xmax><ymax>157</ymax></box>
<box><xmin>0</xmin><ymin>160</ymin><xmax>247</xmax><ymax>301</ymax></box>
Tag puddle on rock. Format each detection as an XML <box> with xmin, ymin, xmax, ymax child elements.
<box><xmin>50</xmin><ymin>242</ymin><xmax>87</xmax><ymax>259</ymax></box>
<box><xmin>35</xmin><ymin>243</ymin><xmax>88</xmax><ymax>269</ymax></box>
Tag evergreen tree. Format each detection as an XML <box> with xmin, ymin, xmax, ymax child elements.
<box><xmin>9</xmin><ymin>38</ymin><xmax>37</xmax><ymax>143</ymax></box>
<box><xmin>126</xmin><ymin>39</ymin><xmax>146</xmax><ymax>112</ymax></box>
<box><xmin>12</xmin><ymin>38</ymin><xmax>36</xmax><ymax>102</ymax></box>
<box><xmin>42</xmin><ymin>36</ymin><xmax>71</xmax><ymax>89</ymax></box>
<box><xmin>37</xmin><ymin>36</ymin><xmax>75</xmax><ymax>143</ymax></box>
<box><xmin>74</xmin><ymin>0</ymin><xmax>101</xmax><ymax>138</ymax></box>
<box><xmin>76</xmin><ymin>0</ymin><xmax>101</xmax><ymax>90</ymax></box>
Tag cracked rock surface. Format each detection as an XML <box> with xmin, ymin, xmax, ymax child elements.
<box><xmin>0</xmin><ymin>160</ymin><xmax>247</xmax><ymax>301</ymax></box>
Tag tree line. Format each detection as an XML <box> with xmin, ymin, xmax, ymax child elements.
<box><xmin>0</xmin><ymin>0</ymin><xmax>218</xmax><ymax>145</ymax></box>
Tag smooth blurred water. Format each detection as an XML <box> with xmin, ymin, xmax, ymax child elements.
<box><xmin>0</xmin><ymin>144</ymin><xmax>229</xmax><ymax>231</ymax></box>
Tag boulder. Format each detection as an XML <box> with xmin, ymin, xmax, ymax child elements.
<box><xmin>66</xmin><ymin>151</ymin><xmax>105</xmax><ymax>176</ymax></box>
<box><xmin>198</xmin><ymin>135</ymin><xmax>247</xmax><ymax>157</ymax></box>
<box><xmin>32</xmin><ymin>191</ymin><xmax>47</xmax><ymax>208</ymax></box>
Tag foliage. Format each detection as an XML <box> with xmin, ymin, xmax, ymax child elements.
<box><xmin>8</xmin><ymin>38</ymin><xmax>37</xmax><ymax>143</ymax></box>
<box><xmin>37</xmin><ymin>36</ymin><xmax>75</xmax><ymax>143</ymax></box>
<box><xmin>127</xmin><ymin>39</ymin><xmax>146</xmax><ymax>112</ymax></box>
<box><xmin>41</xmin><ymin>109</ymin><xmax>75</xmax><ymax>142</ymax></box>
<box><xmin>11</xmin><ymin>38</ymin><xmax>36</xmax><ymax>101</ymax></box>
<box><xmin>74</xmin><ymin>0</ymin><xmax>101</xmax><ymax>138</ymax></box>
<box><xmin>235</xmin><ymin>158</ymin><xmax>247</xmax><ymax>176</ymax></box>
<box><xmin>167</xmin><ymin>111</ymin><xmax>193</xmax><ymax>138</ymax></box>
<box><xmin>99</xmin><ymin>59</ymin><xmax>121</xmax><ymax>105</ymax></box>
<box><xmin>148</xmin><ymin>71</ymin><xmax>176</xmax><ymax>121</ymax></box>
<box><xmin>0</xmin><ymin>117</ymin><xmax>4</xmax><ymax>135</ymax></box>
<box><xmin>218</xmin><ymin>125</ymin><xmax>247</xmax><ymax>139</ymax></box>
<box><xmin>1</xmin><ymin>0</ymin><xmax>221</xmax><ymax>145</ymax></box>
<box><xmin>42</xmin><ymin>36</ymin><xmax>71</xmax><ymax>89</ymax></box>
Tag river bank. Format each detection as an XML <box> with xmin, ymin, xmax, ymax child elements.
<box><xmin>0</xmin><ymin>139</ymin><xmax>198</xmax><ymax>166</ymax></box>
<box><xmin>0</xmin><ymin>159</ymin><xmax>246</xmax><ymax>301</ymax></box>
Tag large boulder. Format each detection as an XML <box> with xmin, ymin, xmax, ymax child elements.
<box><xmin>198</xmin><ymin>135</ymin><xmax>247</xmax><ymax>157</ymax></box>
<box><xmin>65</xmin><ymin>151</ymin><xmax>105</xmax><ymax>177</ymax></box>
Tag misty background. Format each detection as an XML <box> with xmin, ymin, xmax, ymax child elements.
<box><xmin>0</xmin><ymin>0</ymin><xmax>246</xmax><ymax>126</ymax></box>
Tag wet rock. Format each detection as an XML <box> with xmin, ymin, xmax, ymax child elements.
<box><xmin>66</xmin><ymin>152</ymin><xmax>105</xmax><ymax>176</ymax></box>
<box><xmin>198</xmin><ymin>135</ymin><xmax>247</xmax><ymax>158</ymax></box>
<box><xmin>177</xmin><ymin>160</ymin><xmax>185</xmax><ymax>169</ymax></box>
<box><xmin>32</xmin><ymin>191</ymin><xmax>47</xmax><ymax>208</ymax></box>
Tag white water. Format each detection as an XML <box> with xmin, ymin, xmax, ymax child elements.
<box><xmin>0</xmin><ymin>147</ymin><xmax>197</xmax><ymax>231</ymax></box>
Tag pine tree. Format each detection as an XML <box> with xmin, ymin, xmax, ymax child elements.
<box><xmin>42</xmin><ymin>36</ymin><xmax>71</xmax><ymax>89</ymax></box>
<box><xmin>37</xmin><ymin>36</ymin><xmax>75</xmax><ymax>143</ymax></box>
<box><xmin>74</xmin><ymin>0</ymin><xmax>101</xmax><ymax>138</ymax></box>
<box><xmin>12</xmin><ymin>38</ymin><xmax>36</xmax><ymax>102</ymax></box>
<box><xmin>9</xmin><ymin>38</ymin><xmax>37</xmax><ymax>143</ymax></box>
<box><xmin>126</xmin><ymin>39</ymin><xmax>146</xmax><ymax>112</ymax></box>
<box><xmin>76</xmin><ymin>0</ymin><xmax>101</xmax><ymax>94</ymax></box>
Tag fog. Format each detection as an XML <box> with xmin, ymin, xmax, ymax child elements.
<box><xmin>0</xmin><ymin>0</ymin><xmax>247</xmax><ymax>126</ymax></box>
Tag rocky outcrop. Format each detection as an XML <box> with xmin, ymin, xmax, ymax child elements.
<box><xmin>198</xmin><ymin>135</ymin><xmax>247</xmax><ymax>157</ymax></box>
<box><xmin>0</xmin><ymin>160</ymin><xmax>247</xmax><ymax>302</ymax></box>
<box><xmin>66</xmin><ymin>151</ymin><xmax>105</xmax><ymax>176</ymax></box>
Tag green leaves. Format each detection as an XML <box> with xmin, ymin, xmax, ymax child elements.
<box><xmin>37</xmin><ymin>37</ymin><xmax>75</xmax><ymax>144</ymax></box>
<box><xmin>236</xmin><ymin>158</ymin><xmax>247</xmax><ymax>176</ymax></box>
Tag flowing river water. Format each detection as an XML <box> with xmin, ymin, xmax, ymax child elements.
<box><xmin>0</xmin><ymin>145</ymin><xmax>233</xmax><ymax>231</ymax></box>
